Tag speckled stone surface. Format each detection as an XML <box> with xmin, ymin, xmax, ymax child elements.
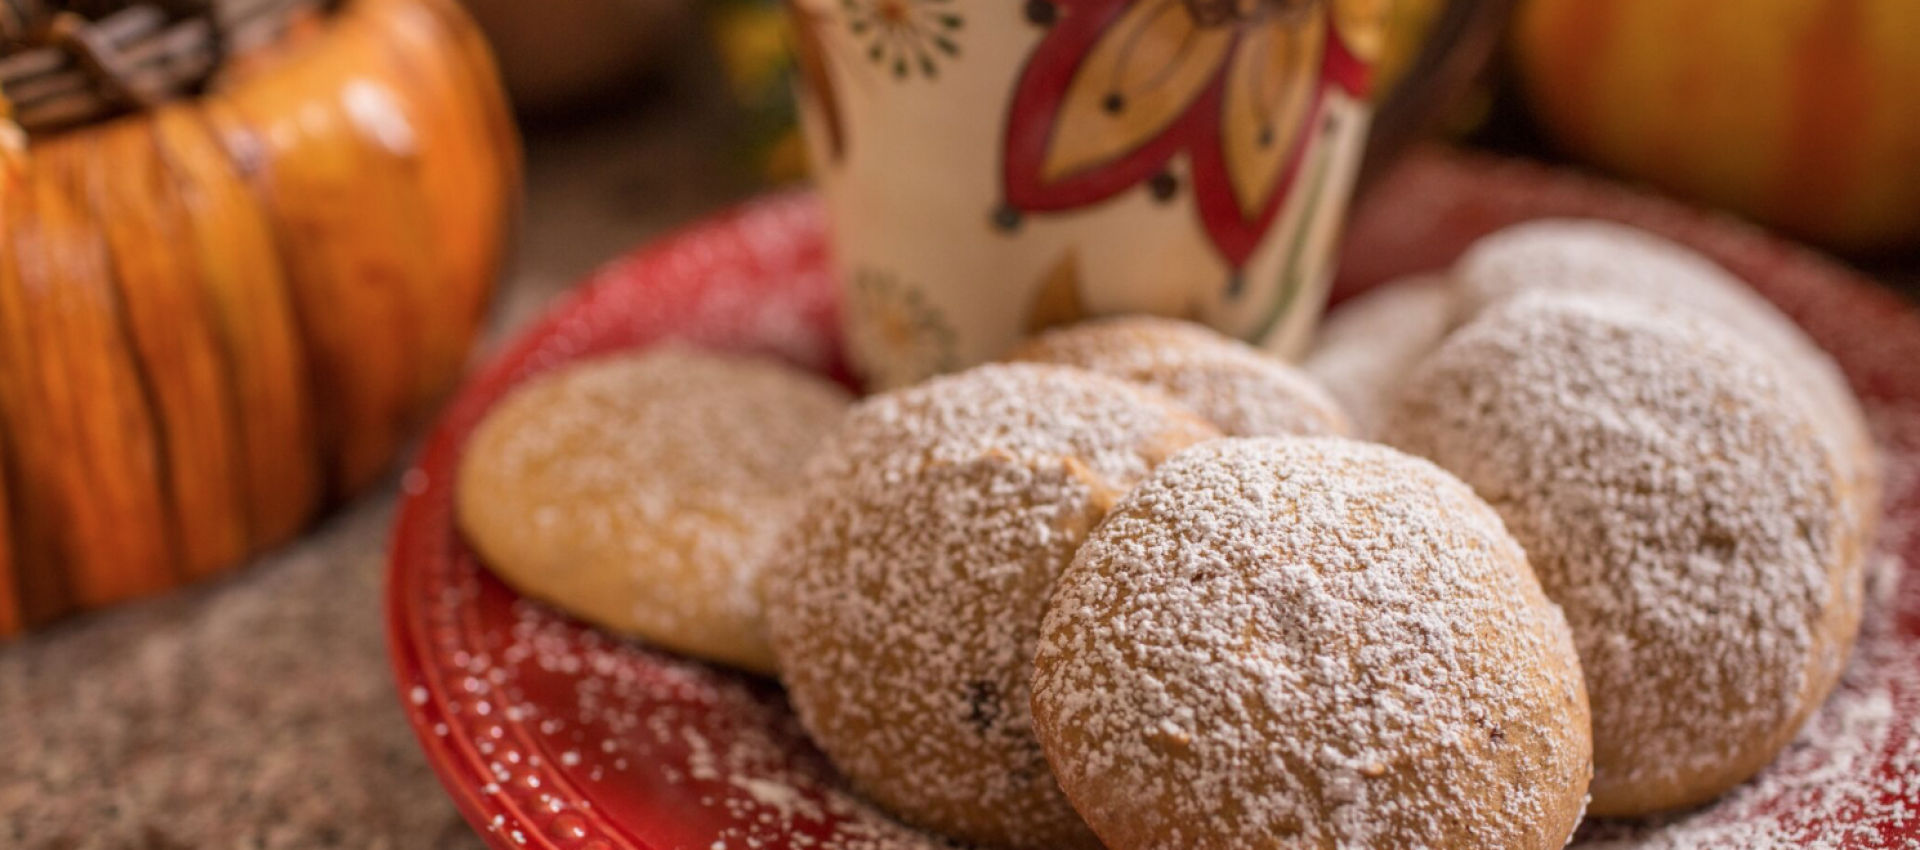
<box><xmin>0</xmin><ymin>495</ymin><xmax>477</xmax><ymax>850</ymax></box>
<box><xmin>0</xmin><ymin>66</ymin><xmax>752</xmax><ymax>850</ymax></box>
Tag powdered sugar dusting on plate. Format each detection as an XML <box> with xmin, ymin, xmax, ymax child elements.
<box><xmin>492</xmin><ymin>596</ymin><xmax>958</xmax><ymax>850</ymax></box>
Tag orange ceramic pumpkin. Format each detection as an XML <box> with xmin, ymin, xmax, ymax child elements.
<box><xmin>0</xmin><ymin>0</ymin><xmax>518</xmax><ymax>634</ymax></box>
<box><xmin>1515</xmin><ymin>0</ymin><xmax>1920</xmax><ymax>252</ymax></box>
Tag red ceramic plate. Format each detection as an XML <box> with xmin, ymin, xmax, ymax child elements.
<box><xmin>389</xmin><ymin>151</ymin><xmax>1920</xmax><ymax>850</ymax></box>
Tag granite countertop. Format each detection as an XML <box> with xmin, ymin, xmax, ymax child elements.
<box><xmin>3</xmin><ymin>70</ymin><xmax>1916</xmax><ymax>850</ymax></box>
<box><xmin>0</xmin><ymin>74</ymin><xmax>755</xmax><ymax>850</ymax></box>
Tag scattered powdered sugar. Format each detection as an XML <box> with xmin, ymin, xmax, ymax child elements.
<box><xmin>1032</xmin><ymin>437</ymin><xmax>1592</xmax><ymax>849</ymax></box>
<box><xmin>761</xmin><ymin>364</ymin><xmax>1217</xmax><ymax>850</ymax></box>
<box><xmin>1388</xmin><ymin>292</ymin><xmax>1861</xmax><ymax>814</ymax></box>
<box><xmin>491</xmin><ymin>597</ymin><xmax>960</xmax><ymax>850</ymax></box>
<box><xmin>1009</xmin><ymin>315</ymin><xmax>1351</xmax><ymax>438</ymax></box>
<box><xmin>1304</xmin><ymin>274</ymin><xmax>1461</xmax><ymax>439</ymax></box>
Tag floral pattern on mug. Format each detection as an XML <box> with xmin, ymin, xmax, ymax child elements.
<box><xmin>842</xmin><ymin>0</ymin><xmax>965</xmax><ymax>79</ymax></box>
<box><xmin>845</xmin><ymin>268</ymin><xmax>960</xmax><ymax>387</ymax></box>
<box><xmin>1000</xmin><ymin>0</ymin><xmax>1381</xmax><ymax>270</ymax></box>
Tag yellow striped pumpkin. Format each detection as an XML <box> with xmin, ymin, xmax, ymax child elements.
<box><xmin>1515</xmin><ymin>0</ymin><xmax>1920</xmax><ymax>252</ymax></box>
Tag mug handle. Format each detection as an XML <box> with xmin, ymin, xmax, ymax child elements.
<box><xmin>1357</xmin><ymin>0</ymin><xmax>1519</xmax><ymax>188</ymax></box>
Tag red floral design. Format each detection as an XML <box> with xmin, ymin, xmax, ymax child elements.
<box><xmin>1003</xmin><ymin>0</ymin><xmax>1379</xmax><ymax>270</ymax></box>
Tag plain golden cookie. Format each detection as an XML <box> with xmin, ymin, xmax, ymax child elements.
<box><xmin>1304</xmin><ymin>274</ymin><xmax>1461</xmax><ymax>439</ymax></box>
<box><xmin>1032</xmin><ymin>437</ymin><xmax>1592</xmax><ymax>850</ymax></box>
<box><xmin>456</xmin><ymin>347</ymin><xmax>850</xmax><ymax>674</ymax></box>
<box><xmin>1388</xmin><ymin>292</ymin><xmax>1865</xmax><ymax>816</ymax></box>
<box><xmin>763</xmin><ymin>363</ymin><xmax>1218</xmax><ymax>850</ymax></box>
<box><xmin>1006</xmin><ymin>316</ymin><xmax>1350</xmax><ymax>438</ymax></box>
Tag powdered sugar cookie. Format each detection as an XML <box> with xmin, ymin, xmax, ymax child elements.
<box><xmin>1388</xmin><ymin>292</ymin><xmax>1865</xmax><ymax>815</ymax></box>
<box><xmin>1006</xmin><ymin>316</ymin><xmax>1349</xmax><ymax>438</ymax></box>
<box><xmin>1304</xmin><ymin>275</ymin><xmax>1460</xmax><ymax>439</ymax></box>
<box><xmin>1454</xmin><ymin>218</ymin><xmax>1878</xmax><ymax>549</ymax></box>
<box><xmin>1032</xmin><ymin>437</ymin><xmax>1592</xmax><ymax>850</ymax></box>
<box><xmin>456</xmin><ymin>347</ymin><xmax>851</xmax><ymax>674</ymax></box>
<box><xmin>762</xmin><ymin>364</ymin><xmax>1217</xmax><ymax>850</ymax></box>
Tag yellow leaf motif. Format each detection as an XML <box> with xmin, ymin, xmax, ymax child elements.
<box><xmin>1221</xmin><ymin>12</ymin><xmax>1323</xmax><ymax>217</ymax></box>
<box><xmin>1040</xmin><ymin>2</ymin><xmax>1232</xmax><ymax>183</ymax></box>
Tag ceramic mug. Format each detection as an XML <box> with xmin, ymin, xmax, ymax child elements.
<box><xmin>789</xmin><ymin>0</ymin><xmax>1506</xmax><ymax>387</ymax></box>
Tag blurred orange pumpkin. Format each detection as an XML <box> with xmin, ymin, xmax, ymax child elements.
<box><xmin>1515</xmin><ymin>0</ymin><xmax>1920</xmax><ymax>253</ymax></box>
<box><xmin>0</xmin><ymin>0</ymin><xmax>518</xmax><ymax>635</ymax></box>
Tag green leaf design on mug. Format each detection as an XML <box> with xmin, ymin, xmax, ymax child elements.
<box><xmin>1249</xmin><ymin>131</ymin><xmax>1336</xmax><ymax>343</ymax></box>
